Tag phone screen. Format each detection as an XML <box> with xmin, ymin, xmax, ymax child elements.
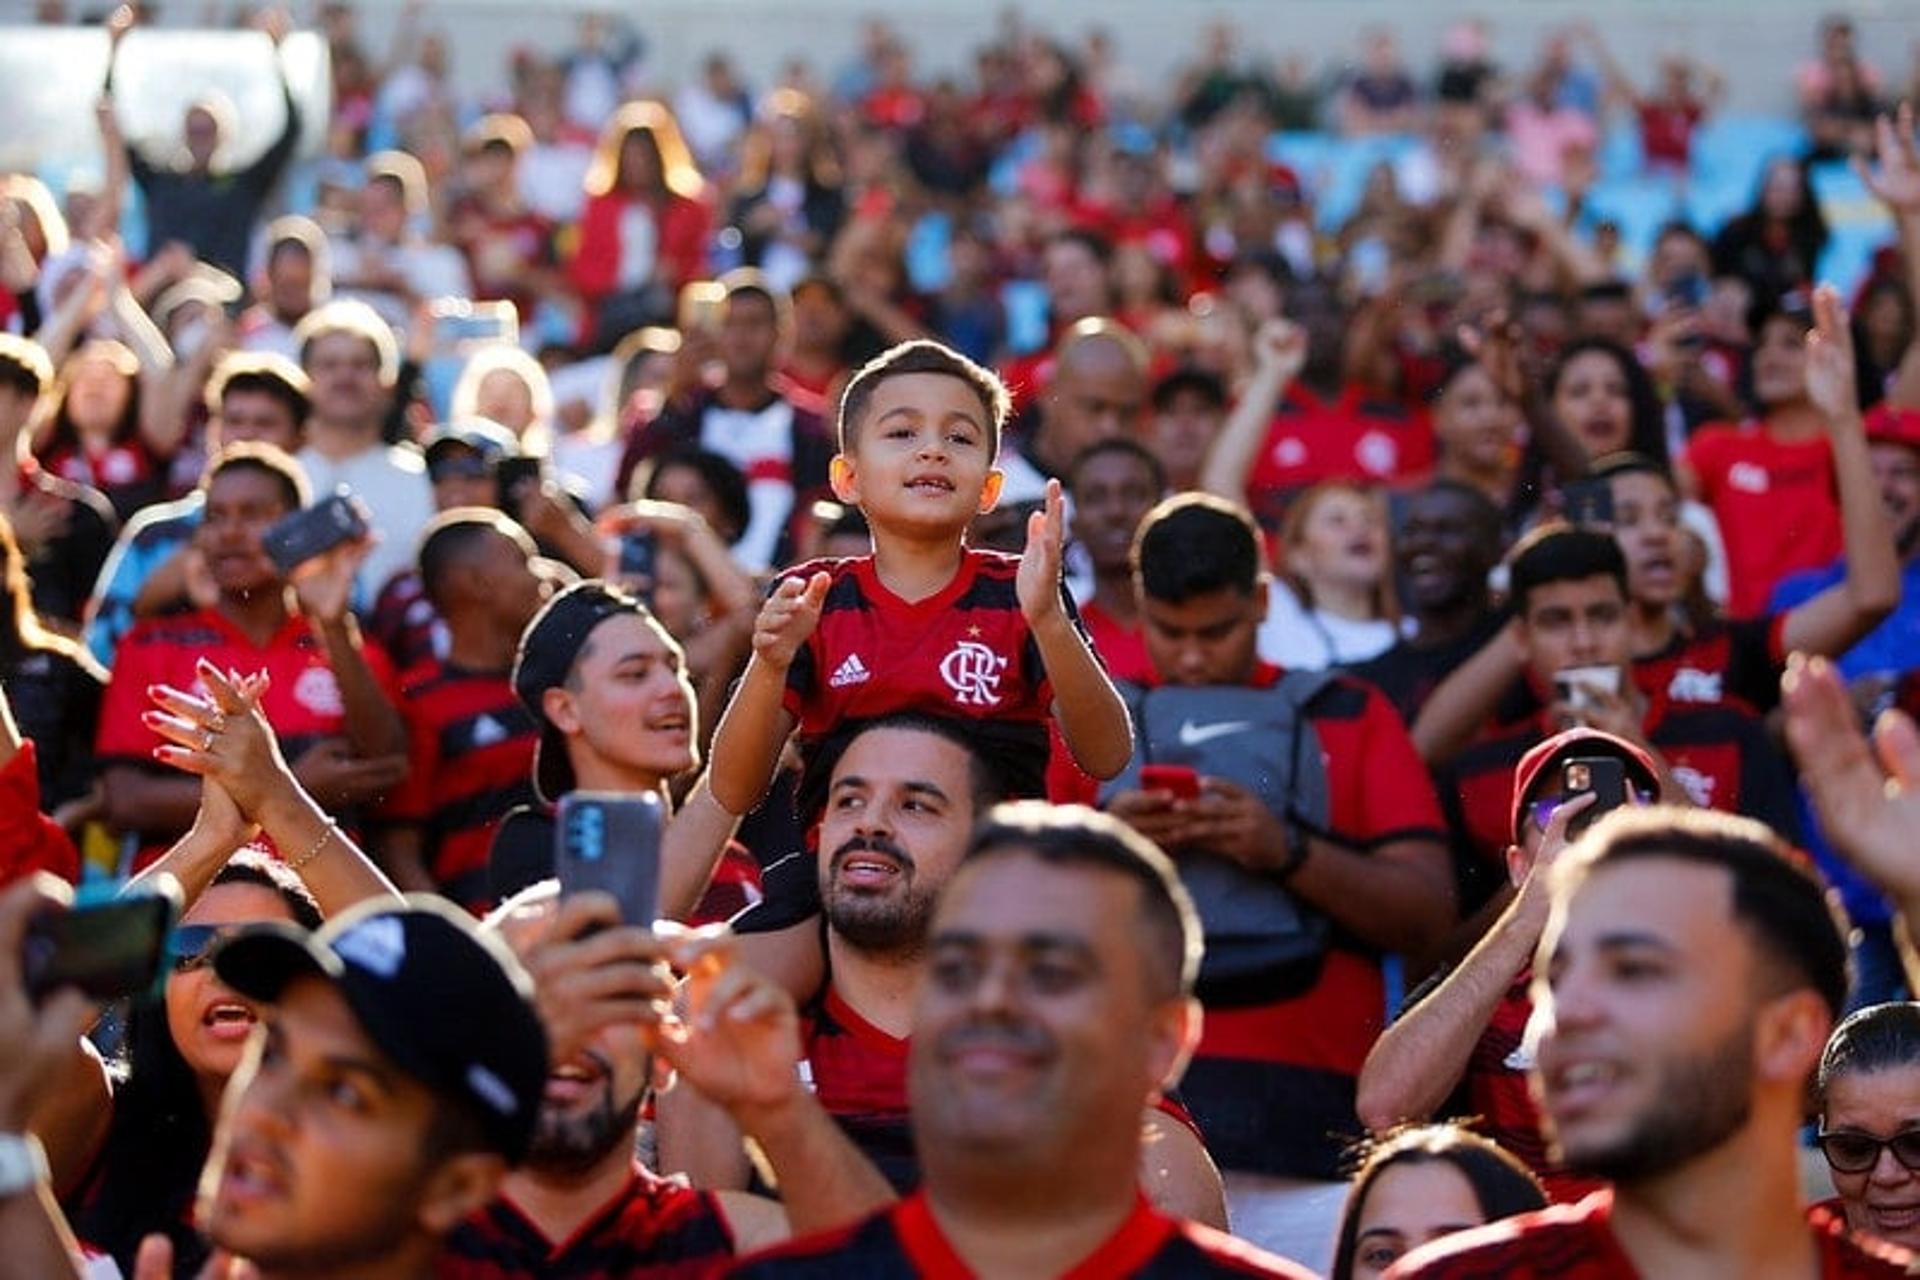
<box><xmin>554</xmin><ymin>792</ymin><xmax>665</xmax><ymax>927</ymax></box>
<box><xmin>22</xmin><ymin>889</ymin><xmax>181</xmax><ymax>1005</ymax></box>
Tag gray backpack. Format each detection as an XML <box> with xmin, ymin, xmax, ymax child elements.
<box><xmin>1101</xmin><ymin>675</ymin><xmax>1335</xmax><ymax>1005</ymax></box>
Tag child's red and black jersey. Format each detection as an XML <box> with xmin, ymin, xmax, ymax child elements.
<box><xmin>728</xmin><ymin>1190</ymin><xmax>1316</xmax><ymax>1278</ymax></box>
<box><xmin>1172</xmin><ymin>664</ymin><xmax>1448</xmax><ymax>1180</ymax></box>
<box><xmin>96</xmin><ymin>608</ymin><xmax>400</xmax><ymax>867</ymax></box>
<box><xmin>795</xmin><ymin>984</ymin><xmax>1200</xmax><ymax>1195</ymax></box>
<box><xmin>1438</xmin><ymin>695</ymin><xmax>1804</xmax><ymax>877</ymax></box>
<box><xmin>1384</xmin><ymin>1190</ymin><xmax>1911</xmax><ymax>1278</ymax></box>
<box><xmin>381</xmin><ymin>659</ymin><xmax>540</xmax><ymax>911</ymax></box>
<box><xmin>437</xmin><ymin>1161</ymin><xmax>736</xmax><ymax>1279</ymax></box>
<box><xmin>779</xmin><ymin>550</ymin><xmax>1084</xmax><ymax>795</ymax></box>
<box><xmin>1631</xmin><ymin>614</ymin><xmax>1788</xmax><ymax>715</ymax></box>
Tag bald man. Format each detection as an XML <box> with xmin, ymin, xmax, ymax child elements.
<box><xmin>1001</xmin><ymin>319</ymin><xmax>1150</xmax><ymax>507</ymax></box>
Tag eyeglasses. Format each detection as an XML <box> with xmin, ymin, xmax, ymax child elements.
<box><xmin>1818</xmin><ymin>1128</ymin><xmax>1920</xmax><ymax>1175</ymax></box>
<box><xmin>170</xmin><ymin>924</ymin><xmax>233</xmax><ymax>973</ymax></box>
<box><xmin>1530</xmin><ymin>790</ymin><xmax>1655</xmax><ymax>833</ymax></box>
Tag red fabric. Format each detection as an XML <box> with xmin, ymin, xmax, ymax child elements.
<box><xmin>1683</xmin><ymin>422</ymin><xmax>1842</xmax><ymax>618</ymax></box>
<box><xmin>1463</xmin><ymin>974</ymin><xmax>1607</xmax><ymax>1204</ymax></box>
<box><xmin>567</xmin><ymin>190</ymin><xmax>712</xmax><ymax>303</ymax></box>
<box><xmin>1242</xmin><ymin>383</ymin><xmax>1435</xmax><ymax>529</ymax></box>
<box><xmin>0</xmin><ymin>742</ymin><xmax>78</xmax><ymax>886</ymax></box>
<box><xmin>1637</xmin><ymin>99</ymin><xmax>1704</xmax><ymax>168</ymax></box>
<box><xmin>1386</xmin><ymin>1191</ymin><xmax>1912</xmax><ymax>1278</ymax></box>
<box><xmin>1078</xmin><ymin>599</ymin><xmax>1157</xmax><ymax>686</ymax></box>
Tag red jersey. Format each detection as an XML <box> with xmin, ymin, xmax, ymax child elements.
<box><xmin>1242</xmin><ymin>384</ymin><xmax>1435</xmax><ymax>530</ymax></box>
<box><xmin>438</xmin><ymin>1160</ymin><xmax>736</xmax><ymax>1278</ymax></box>
<box><xmin>780</xmin><ymin>551</ymin><xmax>1078</xmax><ymax>795</ymax></box>
<box><xmin>1458</xmin><ymin>972</ymin><xmax>1604</xmax><ymax>1204</ymax></box>
<box><xmin>1632</xmin><ymin>615</ymin><xmax>1788</xmax><ymax>714</ymax></box>
<box><xmin>1385</xmin><ymin>1190</ymin><xmax>1911</xmax><ymax>1278</ymax></box>
<box><xmin>382</xmin><ymin>660</ymin><xmax>540</xmax><ymax>912</ymax></box>
<box><xmin>1683</xmin><ymin>422</ymin><xmax>1841</xmax><ymax>618</ymax></box>
<box><xmin>1186</xmin><ymin>664</ymin><xmax>1448</xmax><ymax>1179</ymax></box>
<box><xmin>1078</xmin><ymin>599</ymin><xmax>1156</xmax><ymax>686</ymax></box>
<box><xmin>97</xmin><ymin>609</ymin><xmax>399</xmax><ymax>866</ymax></box>
<box><xmin>729</xmin><ymin>1191</ymin><xmax>1314</xmax><ymax>1279</ymax></box>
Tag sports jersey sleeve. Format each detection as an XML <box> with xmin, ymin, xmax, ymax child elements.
<box><xmin>380</xmin><ymin>673</ymin><xmax>438</xmax><ymax>824</ymax></box>
<box><xmin>94</xmin><ymin>625</ymin><xmax>168</xmax><ymax>767</ymax></box>
<box><xmin>1336</xmin><ymin>682</ymin><xmax>1448</xmax><ymax>845</ymax></box>
<box><xmin>779</xmin><ymin>566</ymin><xmax>824</xmax><ymax>722</ymax></box>
<box><xmin>1680</xmin><ymin>426</ymin><xmax>1734</xmax><ymax>504</ymax></box>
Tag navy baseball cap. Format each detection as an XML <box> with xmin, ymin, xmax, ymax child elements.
<box><xmin>423</xmin><ymin>418</ymin><xmax>520</xmax><ymax>465</ymax></box>
<box><xmin>213</xmin><ymin>895</ymin><xmax>550</xmax><ymax>1162</ymax></box>
<box><xmin>511</xmin><ymin>580</ymin><xmax>650</xmax><ymax>802</ymax></box>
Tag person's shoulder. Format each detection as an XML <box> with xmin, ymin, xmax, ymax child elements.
<box><xmin>725</xmin><ymin>1205</ymin><xmax>900</xmax><ymax>1276</ymax></box>
<box><xmin>1162</xmin><ymin>1217</ymin><xmax>1321</xmax><ymax>1277</ymax></box>
<box><xmin>395</xmin><ymin>656</ymin><xmax>452</xmax><ymax>697</ymax></box>
<box><xmin>1387</xmin><ymin>1194</ymin><xmax>1611</xmax><ymax>1277</ymax></box>
<box><xmin>965</xmin><ymin>545</ymin><xmax>1023</xmax><ymax>577</ymax></box>
<box><xmin>122</xmin><ymin>492</ymin><xmax>203</xmax><ymax>543</ymax></box>
<box><xmin>120</xmin><ymin>608</ymin><xmax>223</xmax><ymax>650</ymax></box>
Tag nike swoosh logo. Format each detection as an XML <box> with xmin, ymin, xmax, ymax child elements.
<box><xmin>1177</xmin><ymin>720</ymin><xmax>1256</xmax><ymax>747</ymax></box>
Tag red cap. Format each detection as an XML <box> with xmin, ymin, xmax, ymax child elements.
<box><xmin>1509</xmin><ymin>728</ymin><xmax>1662</xmax><ymax>847</ymax></box>
<box><xmin>1865</xmin><ymin>404</ymin><xmax>1920</xmax><ymax>452</ymax></box>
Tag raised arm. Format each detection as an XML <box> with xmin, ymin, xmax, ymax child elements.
<box><xmin>291</xmin><ymin>537</ymin><xmax>409</xmax><ymax>764</ymax></box>
<box><xmin>707</xmin><ymin>573</ymin><xmax>826</xmax><ymax>815</ymax></box>
<box><xmin>1021</xmin><ymin>480</ymin><xmax>1131</xmax><ymax>779</ymax></box>
<box><xmin>1780</xmin><ymin>286</ymin><xmax>1900</xmax><ymax>655</ymax></box>
<box><xmin>1859</xmin><ymin>106</ymin><xmax>1920</xmax><ymax>411</ymax></box>
<box><xmin>1411</xmin><ymin>621</ymin><xmax>1524</xmax><ymax>766</ymax></box>
<box><xmin>1198</xmin><ymin>318</ymin><xmax>1304</xmax><ymax>504</ymax></box>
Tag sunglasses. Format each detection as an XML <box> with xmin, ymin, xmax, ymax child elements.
<box><xmin>1819</xmin><ymin>1128</ymin><xmax>1920</xmax><ymax>1175</ymax></box>
<box><xmin>170</xmin><ymin>924</ymin><xmax>234</xmax><ymax>973</ymax></box>
<box><xmin>1530</xmin><ymin>790</ymin><xmax>1655</xmax><ymax>833</ymax></box>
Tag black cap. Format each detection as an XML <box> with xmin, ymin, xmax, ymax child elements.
<box><xmin>423</xmin><ymin>418</ymin><xmax>520</xmax><ymax>465</ymax></box>
<box><xmin>212</xmin><ymin>896</ymin><xmax>549</xmax><ymax>1162</ymax></box>
<box><xmin>511</xmin><ymin>580</ymin><xmax>648</xmax><ymax>802</ymax></box>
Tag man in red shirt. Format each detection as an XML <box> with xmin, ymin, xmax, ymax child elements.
<box><xmin>95</xmin><ymin>445</ymin><xmax>408</xmax><ymax>867</ymax></box>
<box><xmin>1388</xmin><ymin>808</ymin><xmax>1909</xmax><ymax>1278</ymax></box>
<box><xmin>1067</xmin><ymin>438</ymin><xmax>1163</xmax><ymax>686</ymax></box>
<box><xmin>1104</xmin><ymin>494</ymin><xmax>1454</xmax><ymax>1244</ymax></box>
<box><xmin>729</xmin><ymin>804</ymin><xmax>1314</xmax><ymax>1279</ymax></box>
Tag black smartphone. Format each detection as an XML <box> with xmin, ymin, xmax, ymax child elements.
<box><xmin>1562</xmin><ymin>757</ymin><xmax>1629</xmax><ymax>839</ymax></box>
<box><xmin>262</xmin><ymin>490</ymin><xmax>368</xmax><ymax>576</ymax></box>
<box><xmin>618</xmin><ymin>529</ymin><xmax>656</xmax><ymax>583</ymax></box>
<box><xmin>1562</xmin><ymin>479</ymin><xmax>1616</xmax><ymax>529</ymax></box>
<box><xmin>22</xmin><ymin>885</ymin><xmax>181</xmax><ymax>1005</ymax></box>
<box><xmin>554</xmin><ymin>792</ymin><xmax>664</xmax><ymax>926</ymax></box>
<box><xmin>496</xmin><ymin>456</ymin><xmax>543</xmax><ymax>513</ymax></box>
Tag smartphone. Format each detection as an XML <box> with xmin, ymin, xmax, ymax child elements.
<box><xmin>1562</xmin><ymin>757</ymin><xmax>1629</xmax><ymax>838</ymax></box>
<box><xmin>1554</xmin><ymin>664</ymin><xmax>1621</xmax><ymax>714</ymax></box>
<box><xmin>1562</xmin><ymin>479</ymin><xmax>1615</xmax><ymax>529</ymax></box>
<box><xmin>1666</xmin><ymin>272</ymin><xmax>1709</xmax><ymax>311</ymax></box>
<box><xmin>677</xmin><ymin>281</ymin><xmax>728</xmax><ymax>335</ymax></box>
<box><xmin>429</xmin><ymin>297</ymin><xmax>519</xmax><ymax>355</ymax></box>
<box><xmin>495</xmin><ymin>456</ymin><xmax>543</xmax><ymax>513</ymax></box>
<box><xmin>619</xmin><ymin>529</ymin><xmax>656</xmax><ymax>582</ymax></box>
<box><xmin>1140</xmin><ymin>764</ymin><xmax>1201</xmax><ymax>801</ymax></box>
<box><xmin>554</xmin><ymin>792</ymin><xmax>664</xmax><ymax>927</ymax></box>
<box><xmin>22</xmin><ymin>884</ymin><xmax>181</xmax><ymax>1005</ymax></box>
<box><xmin>262</xmin><ymin>490</ymin><xmax>368</xmax><ymax>576</ymax></box>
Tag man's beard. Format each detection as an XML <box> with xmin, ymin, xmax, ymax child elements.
<box><xmin>1554</xmin><ymin>1019</ymin><xmax>1756</xmax><ymax>1182</ymax></box>
<box><xmin>525</xmin><ymin>1064</ymin><xmax>646</xmax><ymax>1177</ymax></box>
<box><xmin>822</xmin><ymin>834</ymin><xmax>936</xmax><ymax>959</ymax></box>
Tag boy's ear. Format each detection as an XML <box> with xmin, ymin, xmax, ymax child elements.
<box><xmin>828</xmin><ymin>454</ymin><xmax>859</xmax><ymax>504</ymax></box>
<box><xmin>977</xmin><ymin>467</ymin><xmax>1004</xmax><ymax>514</ymax></box>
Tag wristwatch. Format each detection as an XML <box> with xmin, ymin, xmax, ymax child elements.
<box><xmin>1274</xmin><ymin>820</ymin><xmax>1312</xmax><ymax>882</ymax></box>
<box><xmin>0</xmin><ymin>1133</ymin><xmax>48</xmax><ymax>1199</ymax></box>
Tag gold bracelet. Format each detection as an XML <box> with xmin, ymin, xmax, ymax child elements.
<box><xmin>286</xmin><ymin>820</ymin><xmax>339</xmax><ymax>873</ymax></box>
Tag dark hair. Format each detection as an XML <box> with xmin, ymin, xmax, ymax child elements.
<box><xmin>962</xmin><ymin>801</ymin><xmax>1201</xmax><ymax>999</ymax></box>
<box><xmin>1151</xmin><ymin>367</ymin><xmax>1228</xmax><ymax>414</ymax></box>
<box><xmin>1067</xmin><ymin>436</ymin><xmax>1165</xmax><ymax>496</ymax></box>
<box><xmin>0</xmin><ymin>334</ymin><xmax>52</xmax><ymax>399</ymax></box>
<box><xmin>418</xmin><ymin>508</ymin><xmax>535</xmax><ymax>610</ymax></box>
<box><xmin>1047</xmin><ymin>227</ymin><xmax>1115</xmax><ymax>270</ymax></box>
<box><xmin>74</xmin><ymin>852</ymin><xmax>321</xmax><ymax>1276</ymax></box>
<box><xmin>1818</xmin><ymin>1002</ymin><xmax>1920</xmax><ymax>1104</ymax></box>
<box><xmin>719</xmin><ymin>266</ymin><xmax>788</xmax><ymax>327</ymax></box>
<box><xmin>46</xmin><ymin>341</ymin><xmax>143</xmax><ymax>459</ymax></box>
<box><xmin>836</xmin><ymin>339</ymin><xmax>1011</xmax><ymax>455</ymax></box>
<box><xmin>1134</xmin><ymin>492</ymin><xmax>1262</xmax><ymax>603</ymax></box>
<box><xmin>1507</xmin><ymin>524</ymin><xmax>1627</xmax><ymax>617</ymax></box>
<box><xmin>1587</xmin><ymin>450</ymin><xmax>1675</xmax><ymax>488</ymax></box>
<box><xmin>206</xmin><ymin>352</ymin><xmax>312</xmax><ymax>426</ymax></box>
<box><xmin>637</xmin><ymin>447</ymin><xmax>752</xmax><ymax>546</ymax></box>
<box><xmin>202</xmin><ymin>442</ymin><xmax>311</xmax><ymax>513</ymax></box>
<box><xmin>798</xmin><ymin>712</ymin><xmax>1007</xmax><ymax>830</ymax></box>
<box><xmin>1567</xmin><ymin>807</ymin><xmax>1851</xmax><ymax>1020</ymax></box>
<box><xmin>0</xmin><ymin>512</ymin><xmax>100</xmax><ymax>675</ymax></box>
<box><xmin>1546</xmin><ymin>339</ymin><xmax>1669</xmax><ymax>467</ymax></box>
<box><xmin>1330</xmin><ymin>1124</ymin><xmax>1547</xmax><ymax>1280</ymax></box>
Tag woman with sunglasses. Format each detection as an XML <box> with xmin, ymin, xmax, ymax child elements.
<box><xmin>28</xmin><ymin>660</ymin><xmax>399</xmax><ymax>1277</ymax></box>
<box><xmin>1817</xmin><ymin>1001</ymin><xmax>1920</xmax><ymax>1251</ymax></box>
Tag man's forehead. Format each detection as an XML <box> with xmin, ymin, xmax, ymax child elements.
<box><xmin>579</xmin><ymin>611</ymin><xmax>673</xmax><ymax>663</ymax></box>
<box><xmin>832</xmin><ymin>727</ymin><xmax>972</xmax><ymax>790</ymax></box>
<box><xmin>936</xmin><ymin>850</ymin><xmax>1128</xmax><ymax>939</ymax></box>
<box><xmin>1560</xmin><ymin>856</ymin><xmax>1736</xmax><ymax>944</ymax></box>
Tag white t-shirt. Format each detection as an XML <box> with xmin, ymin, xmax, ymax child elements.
<box><xmin>296</xmin><ymin>442</ymin><xmax>435</xmax><ymax>604</ymax></box>
<box><xmin>1256</xmin><ymin>579</ymin><xmax>1402</xmax><ymax>671</ymax></box>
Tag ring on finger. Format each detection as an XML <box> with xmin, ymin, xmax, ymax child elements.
<box><xmin>202</xmin><ymin>728</ymin><xmax>217</xmax><ymax>751</ymax></box>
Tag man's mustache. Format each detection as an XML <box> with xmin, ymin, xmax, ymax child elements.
<box><xmin>829</xmin><ymin>833</ymin><xmax>915</xmax><ymax>875</ymax></box>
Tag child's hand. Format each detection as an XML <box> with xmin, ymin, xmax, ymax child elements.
<box><xmin>753</xmin><ymin>572</ymin><xmax>830</xmax><ymax>670</ymax></box>
<box><xmin>1017</xmin><ymin>479</ymin><xmax>1068</xmax><ymax>626</ymax></box>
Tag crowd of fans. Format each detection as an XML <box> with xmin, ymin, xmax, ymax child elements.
<box><xmin>4</xmin><ymin>2</ymin><xmax>1920</xmax><ymax>1276</ymax></box>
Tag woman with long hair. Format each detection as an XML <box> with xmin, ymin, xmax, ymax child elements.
<box><xmin>0</xmin><ymin>511</ymin><xmax>105</xmax><ymax>822</ymax></box>
<box><xmin>36</xmin><ymin>339</ymin><xmax>172</xmax><ymax>520</ymax></box>
<box><xmin>1330</xmin><ymin>1124</ymin><xmax>1546</xmax><ymax>1280</ymax></box>
<box><xmin>568</xmin><ymin>101</ymin><xmax>712</xmax><ymax>351</ymax></box>
<box><xmin>729</xmin><ymin>89</ymin><xmax>845</xmax><ymax>293</ymax></box>
<box><xmin>1711</xmin><ymin>155</ymin><xmax>1830</xmax><ymax>304</ymax></box>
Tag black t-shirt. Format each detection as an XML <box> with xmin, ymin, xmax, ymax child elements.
<box><xmin>4</xmin><ymin>644</ymin><xmax>103</xmax><ymax>809</ymax></box>
<box><xmin>16</xmin><ymin>464</ymin><xmax>116</xmax><ymax>629</ymax></box>
<box><xmin>1345</xmin><ymin>614</ymin><xmax>1505</xmax><ymax>727</ymax></box>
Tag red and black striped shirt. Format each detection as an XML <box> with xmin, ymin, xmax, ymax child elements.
<box><xmin>728</xmin><ymin>1191</ymin><xmax>1315</xmax><ymax>1278</ymax></box>
<box><xmin>437</xmin><ymin>1162</ymin><xmax>736</xmax><ymax>1279</ymax></box>
<box><xmin>382</xmin><ymin>660</ymin><xmax>539</xmax><ymax>911</ymax></box>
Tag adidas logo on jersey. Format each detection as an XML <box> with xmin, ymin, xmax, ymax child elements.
<box><xmin>830</xmin><ymin>653</ymin><xmax>872</xmax><ymax>689</ymax></box>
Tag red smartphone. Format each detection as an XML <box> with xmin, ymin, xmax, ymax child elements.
<box><xmin>1140</xmin><ymin>764</ymin><xmax>1201</xmax><ymax>801</ymax></box>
